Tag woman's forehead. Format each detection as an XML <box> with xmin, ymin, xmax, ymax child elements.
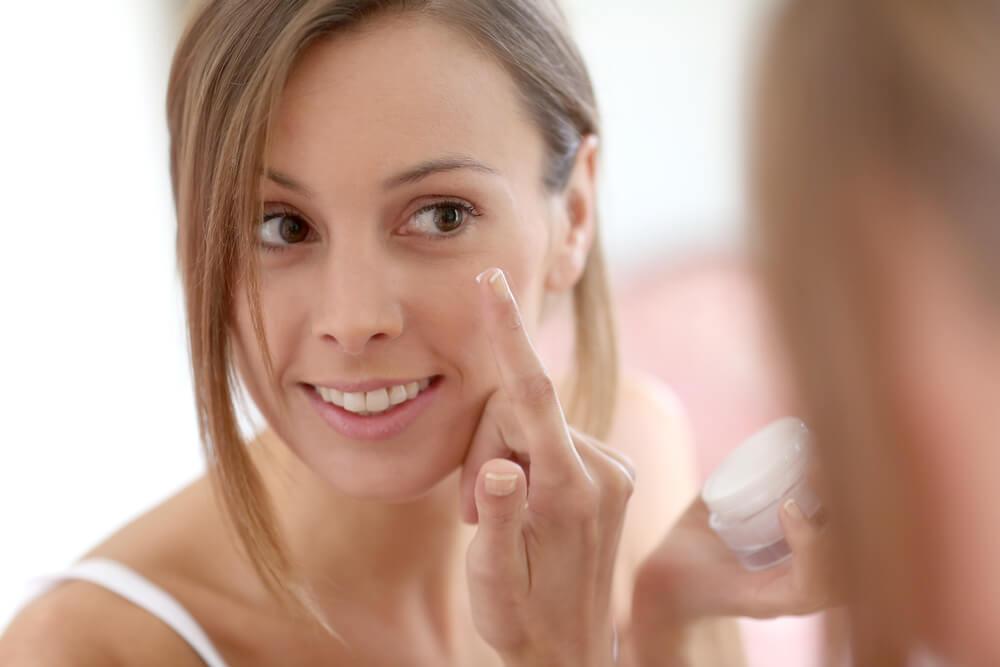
<box><xmin>265</xmin><ymin>14</ymin><xmax>544</xmax><ymax>191</ymax></box>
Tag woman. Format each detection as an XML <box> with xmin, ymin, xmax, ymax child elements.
<box><xmin>750</xmin><ymin>0</ymin><xmax>1000</xmax><ymax>665</ymax></box>
<box><xmin>1</xmin><ymin>1</ymin><xmax>828</xmax><ymax>665</ymax></box>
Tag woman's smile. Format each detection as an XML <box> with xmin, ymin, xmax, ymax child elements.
<box><xmin>302</xmin><ymin>375</ymin><xmax>444</xmax><ymax>441</ymax></box>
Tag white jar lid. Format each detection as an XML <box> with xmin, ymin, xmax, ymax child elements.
<box><xmin>702</xmin><ymin>417</ymin><xmax>812</xmax><ymax>521</ymax></box>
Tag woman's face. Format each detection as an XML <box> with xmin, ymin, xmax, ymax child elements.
<box><xmin>232</xmin><ymin>15</ymin><xmax>594</xmax><ymax>501</ymax></box>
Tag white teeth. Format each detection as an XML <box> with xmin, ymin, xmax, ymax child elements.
<box><xmin>366</xmin><ymin>388</ymin><xmax>390</xmax><ymax>413</ymax></box>
<box><xmin>329</xmin><ymin>388</ymin><xmax>344</xmax><ymax>407</ymax></box>
<box><xmin>316</xmin><ymin>378</ymin><xmax>433</xmax><ymax>415</ymax></box>
<box><xmin>389</xmin><ymin>385</ymin><xmax>408</xmax><ymax>406</ymax></box>
<box><xmin>343</xmin><ymin>391</ymin><xmax>367</xmax><ymax>414</ymax></box>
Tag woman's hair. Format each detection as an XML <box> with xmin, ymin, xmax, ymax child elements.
<box><xmin>753</xmin><ymin>0</ymin><xmax>1000</xmax><ymax>663</ymax></box>
<box><xmin>166</xmin><ymin>0</ymin><xmax>617</xmax><ymax>615</ymax></box>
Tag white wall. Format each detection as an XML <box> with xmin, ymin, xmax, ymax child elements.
<box><xmin>566</xmin><ymin>0</ymin><xmax>769</xmax><ymax>267</ymax></box>
<box><xmin>0</xmin><ymin>1</ymin><xmax>200</xmax><ymax>623</ymax></box>
<box><xmin>0</xmin><ymin>0</ymin><xmax>772</xmax><ymax>627</ymax></box>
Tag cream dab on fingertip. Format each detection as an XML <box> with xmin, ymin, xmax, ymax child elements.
<box><xmin>475</xmin><ymin>267</ymin><xmax>500</xmax><ymax>284</ymax></box>
<box><xmin>475</xmin><ymin>268</ymin><xmax>512</xmax><ymax>302</ymax></box>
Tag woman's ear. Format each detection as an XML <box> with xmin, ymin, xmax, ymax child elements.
<box><xmin>545</xmin><ymin>134</ymin><xmax>599</xmax><ymax>293</ymax></box>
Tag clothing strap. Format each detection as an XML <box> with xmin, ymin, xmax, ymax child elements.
<box><xmin>27</xmin><ymin>558</ymin><xmax>228</xmax><ymax>667</ymax></box>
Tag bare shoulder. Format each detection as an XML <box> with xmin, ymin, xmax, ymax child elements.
<box><xmin>0</xmin><ymin>477</ymin><xmax>232</xmax><ymax>666</ymax></box>
<box><xmin>606</xmin><ymin>370</ymin><xmax>699</xmax><ymax>565</ymax></box>
<box><xmin>0</xmin><ymin>580</ymin><xmax>204</xmax><ymax>667</ymax></box>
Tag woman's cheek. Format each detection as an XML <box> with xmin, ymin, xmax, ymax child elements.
<box><xmin>231</xmin><ymin>279</ymin><xmax>301</xmax><ymax>403</ymax></box>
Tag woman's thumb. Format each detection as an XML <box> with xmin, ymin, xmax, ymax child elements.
<box><xmin>475</xmin><ymin>458</ymin><xmax>527</xmax><ymax>525</ymax></box>
<box><xmin>780</xmin><ymin>498</ymin><xmax>819</xmax><ymax>558</ymax></box>
<box><xmin>468</xmin><ymin>458</ymin><xmax>528</xmax><ymax>590</ymax></box>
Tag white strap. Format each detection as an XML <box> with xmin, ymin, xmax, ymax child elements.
<box><xmin>28</xmin><ymin>558</ymin><xmax>228</xmax><ymax>667</ymax></box>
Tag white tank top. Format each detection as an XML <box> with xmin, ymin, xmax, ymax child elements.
<box><xmin>21</xmin><ymin>558</ymin><xmax>228</xmax><ymax>667</ymax></box>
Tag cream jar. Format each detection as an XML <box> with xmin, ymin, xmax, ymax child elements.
<box><xmin>701</xmin><ymin>418</ymin><xmax>822</xmax><ymax>571</ymax></box>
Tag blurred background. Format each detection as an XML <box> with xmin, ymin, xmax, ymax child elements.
<box><xmin>0</xmin><ymin>0</ymin><xmax>815</xmax><ymax>664</ymax></box>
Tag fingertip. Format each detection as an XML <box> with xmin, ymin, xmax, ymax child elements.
<box><xmin>477</xmin><ymin>458</ymin><xmax>524</xmax><ymax>490</ymax></box>
<box><xmin>475</xmin><ymin>459</ymin><xmax>526</xmax><ymax>509</ymax></box>
<box><xmin>484</xmin><ymin>472</ymin><xmax>519</xmax><ymax>497</ymax></box>
<box><xmin>475</xmin><ymin>267</ymin><xmax>499</xmax><ymax>285</ymax></box>
<box><xmin>781</xmin><ymin>499</ymin><xmax>821</xmax><ymax>554</ymax></box>
<box><xmin>783</xmin><ymin>499</ymin><xmax>804</xmax><ymax>521</ymax></box>
<box><xmin>475</xmin><ymin>267</ymin><xmax>513</xmax><ymax>305</ymax></box>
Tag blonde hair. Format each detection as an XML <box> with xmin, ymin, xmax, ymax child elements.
<box><xmin>753</xmin><ymin>0</ymin><xmax>1000</xmax><ymax>664</ymax></box>
<box><xmin>167</xmin><ymin>0</ymin><xmax>617</xmax><ymax>614</ymax></box>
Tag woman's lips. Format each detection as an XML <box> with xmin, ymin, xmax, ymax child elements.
<box><xmin>303</xmin><ymin>377</ymin><xmax>441</xmax><ymax>441</ymax></box>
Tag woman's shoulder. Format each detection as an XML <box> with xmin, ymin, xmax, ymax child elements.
<box><xmin>0</xmin><ymin>578</ymin><xmax>204</xmax><ymax>666</ymax></box>
<box><xmin>0</xmin><ymin>478</ymin><xmax>233</xmax><ymax>666</ymax></box>
<box><xmin>607</xmin><ymin>369</ymin><xmax>699</xmax><ymax>565</ymax></box>
<box><xmin>608</xmin><ymin>368</ymin><xmax>698</xmax><ymax>489</ymax></box>
<box><xmin>610</xmin><ymin>369</ymin><xmax>692</xmax><ymax>446</ymax></box>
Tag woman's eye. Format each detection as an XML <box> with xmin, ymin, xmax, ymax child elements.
<box><xmin>259</xmin><ymin>213</ymin><xmax>311</xmax><ymax>249</ymax></box>
<box><xmin>403</xmin><ymin>201</ymin><xmax>478</xmax><ymax>238</ymax></box>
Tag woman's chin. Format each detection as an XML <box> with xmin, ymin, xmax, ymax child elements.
<box><xmin>309</xmin><ymin>458</ymin><xmax>464</xmax><ymax>505</ymax></box>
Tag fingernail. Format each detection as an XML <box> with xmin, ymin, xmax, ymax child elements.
<box><xmin>485</xmin><ymin>472</ymin><xmax>518</xmax><ymax>496</ymax></box>
<box><xmin>784</xmin><ymin>498</ymin><xmax>803</xmax><ymax>520</ymax></box>
<box><xmin>476</xmin><ymin>268</ymin><xmax>511</xmax><ymax>302</ymax></box>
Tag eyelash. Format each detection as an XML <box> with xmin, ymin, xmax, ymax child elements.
<box><xmin>258</xmin><ymin>198</ymin><xmax>483</xmax><ymax>253</ymax></box>
<box><xmin>260</xmin><ymin>206</ymin><xmax>311</xmax><ymax>254</ymax></box>
<box><xmin>408</xmin><ymin>199</ymin><xmax>482</xmax><ymax>240</ymax></box>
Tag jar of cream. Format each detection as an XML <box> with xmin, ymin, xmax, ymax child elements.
<box><xmin>701</xmin><ymin>418</ymin><xmax>822</xmax><ymax>571</ymax></box>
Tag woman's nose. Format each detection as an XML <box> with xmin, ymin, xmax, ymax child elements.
<box><xmin>311</xmin><ymin>258</ymin><xmax>403</xmax><ymax>356</ymax></box>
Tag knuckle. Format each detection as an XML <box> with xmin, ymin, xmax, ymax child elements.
<box><xmin>561</xmin><ymin>481</ymin><xmax>602</xmax><ymax>522</ymax></box>
<box><xmin>598</xmin><ymin>479</ymin><xmax>633</xmax><ymax>524</ymax></box>
<box><xmin>467</xmin><ymin>543</ymin><xmax>514</xmax><ymax>589</ymax></box>
<box><xmin>588</xmin><ymin>453</ymin><xmax>635</xmax><ymax>506</ymax></box>
<box><xmin>614</xmin><ymin>468</ymin><xmax>636</xmax><ymax>501</ymax></box>
<box><xmin>598</xmin><ymin>467</ymin><xmax>630</xmax><ymax>502</ymax></box>
<box><xmin>483</xmin><ymin>509</ymin><xmax>520</xmax><ymax>529</ymax></box>
<box><xmin>516</xmin><ymin>372</ymin><xmax>557</xmax><ymax>407</ymax></box>
<box><xmin>467</xmin><ymin>557</ymin><xmax>507</xmax><ymax>590</ymax></box>
<box><xmin>605</xmin><ymin>461</ymin><xmax>636</xmax><ymax>500</ymax></box>
<box><xmin>615</xmin><ymin>451</ymin><xmax>637</xmax><ymax>482</ymax></box>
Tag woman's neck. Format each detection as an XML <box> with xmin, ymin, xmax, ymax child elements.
<box><xmin>254</xmin><ymin>430</ymin><xmax>474</xmax><ymax>615</ymax></box>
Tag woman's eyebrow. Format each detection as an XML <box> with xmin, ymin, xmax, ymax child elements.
<box><xmin>264</xmin><ymin>155</ymin><xmax>499</xmax><ymax>198</ymax></box>
<box><xmin>382</xmin><ymin>156</ymin><xmax>500</xmax><ymax>189</ymax></box>
<box><xmin>266</xmin><ymin>169</ymin><xmax>315</xmax><ymax>197</ymax></box>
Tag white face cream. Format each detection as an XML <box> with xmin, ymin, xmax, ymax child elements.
<box><xmin>701</xmin><ymin>418</ymin><xmax>823</xmax><ymax>571</ymax></box>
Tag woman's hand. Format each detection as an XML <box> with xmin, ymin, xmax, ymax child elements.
<box><xmin>459</xmin><ymin>267</ymin><xmax>635</xmax><ymax>667</ymax></box>
<box><xmin>627</xmin><ymin>495</ymin><xmax>836</xmax><ymax>665</ymax></box>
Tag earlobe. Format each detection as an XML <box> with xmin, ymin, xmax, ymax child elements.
<box><xmin>546</xmin><ymin>134</ymin><xmax>599</xmax><ymax>293</ymax></box>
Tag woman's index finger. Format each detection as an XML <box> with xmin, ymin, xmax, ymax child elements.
<box><xmin>476</xmin><ymin>268</ymin><xmax>584</xmax><ymax>482</ymax></box>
